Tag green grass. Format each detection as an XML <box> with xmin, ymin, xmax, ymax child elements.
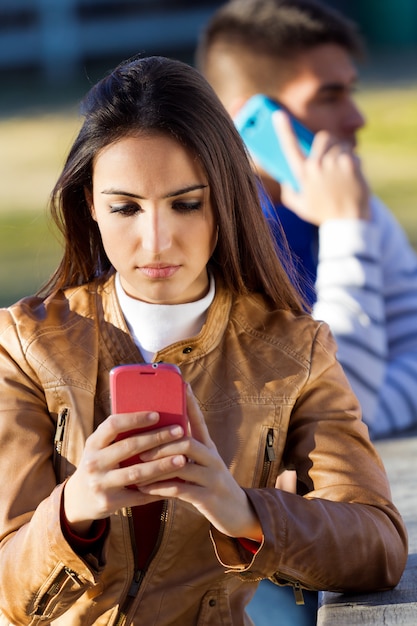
<box><xmin>355</xmin><ymin>85</ymin><xmax>417</xmax><ymax>244</ymax></box>
<box><xmin>0</xmin><ymin>212</ymin><xmax>62</xmax><ymax>307</ymax></box>
<box><xmin>0</xmin><ymin>113</ymin><xmax>79</xmax><ymax>306</ymax></box>
<box><xmin>0</xmin><ymin>83</ymin><xmax>416</xmax><ymax>307</ymax></box>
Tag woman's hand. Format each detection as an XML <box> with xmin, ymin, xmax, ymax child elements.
<box><xmin>63</xmin><ymin>385</ymin><xmax>262</xmax><ymax>542</ymax></box>
<box><xmin>63</xmin><ymin>408</ymin><xmax>187</xmax><ymax>536</ymax></box>
<box><xmin>272</xmin><ymin>110</ymin><xmax>371</xmax><ymax>225</ymax></box>
<box><xmin>138</xmin><ymin>386</ymin><xmax>263</xmax><ymax>542</ymax></box>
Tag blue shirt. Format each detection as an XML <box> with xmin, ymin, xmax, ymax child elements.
<box><xmin>262</xmin><ymin>193</ymin><xmax>318</xmax><ymax>307</ymax></box>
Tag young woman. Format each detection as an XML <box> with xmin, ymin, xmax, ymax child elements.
<box><xmin>0</xmin><ymin>56</ymin><xmax>407</xmax><ymax>625</ymax></box>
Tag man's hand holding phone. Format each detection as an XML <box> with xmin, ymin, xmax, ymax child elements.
<box><xmin>234</xmin><ymin>93</ymin><xmax>370</xmax><ymax>225</ymax></box>
<box><xmin>274</xmin><ymin>110</ymin><xmax>370</xmax><ymax>225</ymax></box>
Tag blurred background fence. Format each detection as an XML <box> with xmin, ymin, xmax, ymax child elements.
<box><xmin>0</xmin><ymin>0</ymin><xmax>416</xmax><ymax>306</ymax></box>
<box><xmin>0</xmin><ymin>0</ymin><xmax>223</xmax><ymax>83</ymax></box>
<box><xmin>1</xmin><ymin>0</ymin><xmax>416</xmax><ymax>82</ymax></box>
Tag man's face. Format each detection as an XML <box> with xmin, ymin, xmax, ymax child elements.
<box><xmin>271</xmin><ymin>43</ymin><xmax>365</xmax><ymax>147</ymax></box>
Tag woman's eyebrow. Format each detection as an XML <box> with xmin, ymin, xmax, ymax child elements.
<box><xmin>165</xmin><ymin>184</ymin><xmax>208</xmax><ymax>198</ymax></box>
<box><xmin>101</xmin><ymin>184</ymin><xmax>208</xmax><ymax>199</ymax></box>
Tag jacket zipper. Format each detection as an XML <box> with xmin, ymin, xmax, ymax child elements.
<box><xmin>53</xmin><ymin>407</ymin><xmax>69</xmax><ymax>479</ymax></box>
<box><xmin>260</xmin><ymin>431</ymin><xmax>305</xmax><ymax>605</ymax></box>
<box><xmin>33</xmin><ymin>567</ymin><xmax>82</xmax><ymax>616</ymax></box>
<box><xmin>269</xmin><ymin>572</ymin><xmax>306</xmax><ymax>606</ymax></box>
<box><xmin>114</xmin><ymin>500</ymin><xmax>169</xmax><ymax>626</ymax></box>
<box><xmin>259</xmin><ymin>428</ymin><xmax>276</xmax><ymax>487</ymax></box>
<box><xmin>292</xmin><ymin>581</ymin><xmax>305</xmax><ymax>605</ymax></box>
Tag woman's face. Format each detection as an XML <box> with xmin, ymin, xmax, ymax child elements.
<box><xmin>88</xmin><ymin>133</ymin><xmax>217</xmax><ymax>304</ymax></box>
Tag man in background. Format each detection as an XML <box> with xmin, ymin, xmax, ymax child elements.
<box><xmin>197</xmin><ymin>0</ymin><xmax>417</xmax><ymax>441</ymax></box>
<box><xmin>197</xmin><ymin>1</ymin><xmax>417</xmax><ymax>623</ymax></box>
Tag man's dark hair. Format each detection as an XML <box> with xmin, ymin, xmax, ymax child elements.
<box><xmin>197</xmin><ymin>0</ymin><xmax>364</xmax><ymax>69</ymax></box>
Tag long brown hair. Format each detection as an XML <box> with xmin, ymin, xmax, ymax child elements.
<box><xmin>45</xmin><ymin>55</ymin><xmax>306</xmax><ymax>313</ymax></box>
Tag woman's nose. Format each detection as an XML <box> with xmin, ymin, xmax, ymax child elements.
<box><xmin>140</xmin><ymin>210</ymin><xmax>172</xmax><ymax>254</ymax></box>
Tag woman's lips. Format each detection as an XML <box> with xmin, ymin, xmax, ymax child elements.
<box><xmin>138</xmin><ymin>265</ymin><xmax>180</xmax><ymax>279</ymax></box>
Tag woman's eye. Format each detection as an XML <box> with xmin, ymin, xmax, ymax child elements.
<box><xmin>173</xmin><ymin>201</ymin><xmax>202</xmax><ymax>213</ymax></box>
<box><xmin>110</xmin><ymin>203</ymin><xmax>140</xmax><ymax>216</ymax></box>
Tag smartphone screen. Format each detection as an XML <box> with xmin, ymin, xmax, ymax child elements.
<box><xmin>234</xmin><ymin>94</ymin><xmax>314</xmax><ymax>192</ymax></box>
<box><xmin>110</xmin><ymin>362</ymin><xmax>187</xmax><ymax>468</ymax></box>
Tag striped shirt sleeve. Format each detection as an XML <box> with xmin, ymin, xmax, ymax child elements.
<box><xmin>312</xmin><ymin>196</ymin><xmax>417</xmax><ymax>439</ymax></box>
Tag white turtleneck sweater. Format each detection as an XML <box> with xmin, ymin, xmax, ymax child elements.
<box><xmin>115</xmin><ymin>272</ymin><xmax>215</xmax><ymax>363</ymax></box>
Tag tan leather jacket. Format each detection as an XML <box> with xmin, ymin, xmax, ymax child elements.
<box><xmin>0</xmin><ymin>275</ymin><xmax>407</xmax><ymax>625</ymax></box>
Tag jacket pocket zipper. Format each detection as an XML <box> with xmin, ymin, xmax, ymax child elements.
<box><xmin>53</xmin><ymin>407</ymin><xmax>69</xmax><ymax>480</ymax></box>
<box><xmin>32</xmin><ymin>567</ymin><xmax>82</xmax><ymax>617</ymax></box>
<box><xmin>259</xmin><ymin>428</ymin><xmax>276</xmax><ymax>488</ymax></box>
<box><xmin>261</xmin><ymin>431</ymin><xmax>306</xmax><ymax>606</ymax></box>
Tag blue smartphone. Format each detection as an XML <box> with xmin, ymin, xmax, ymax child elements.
<box><xmin>234</xmin><ymin>94</ymin><xmax>314</xmax><ymax>192</ymax></box>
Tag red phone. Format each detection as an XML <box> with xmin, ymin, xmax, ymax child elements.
<box><xmin>110</xmin><ymin>362</ymin><xmax>187</xmax><ymax>469</ymax></box>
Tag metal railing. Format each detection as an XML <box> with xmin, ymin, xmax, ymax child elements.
<box><xmin>0</xmin><ymin>0</ymin><xmax>220</xmax><ymax>80</ymax></box>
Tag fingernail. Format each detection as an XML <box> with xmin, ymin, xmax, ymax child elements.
<box><xmin>170</xmin><ymin>425</ymin><xmax>183</xmax><ymax>437</ymax></box>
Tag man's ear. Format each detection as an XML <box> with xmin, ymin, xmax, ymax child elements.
<box><xmin>84</xmin><ymin>187</ymin><xmax>96</xmax><ymax>220</ymax></box>
<box><xmin>229</xmin><ymin>96</ymin><xmax>250</xmax><ymax>119</ymax></box>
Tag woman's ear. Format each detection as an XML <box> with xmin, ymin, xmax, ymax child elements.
<box><xmin>84</xmin><ymin>187</ymin><xmax>96</xmax><ymax>220</ymax></box>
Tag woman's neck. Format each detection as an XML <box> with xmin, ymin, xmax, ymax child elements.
<box><xmin>115</xmin><ymin>273</ymin><xmax>215</xmax><ymax>362</ymax></box>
